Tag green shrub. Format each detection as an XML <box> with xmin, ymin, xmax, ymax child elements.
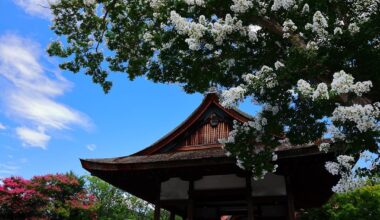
<box><xmin>300</xmin><ymin>184</ymin><xmax>380</xmax><ymax>220</ymax></box>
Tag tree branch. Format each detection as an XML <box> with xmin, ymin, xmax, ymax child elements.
<box><xmin>95</xmin><ymin>0</ymin><xmax>117</xmax><ymax>53</ymax></box>
<box><xmin>252</xmin><ymin>16</ymin><xmax>306</xmax><ymax>48</ymax></box>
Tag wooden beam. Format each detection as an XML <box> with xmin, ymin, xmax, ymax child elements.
<box><xmin>286</xmin><ymin>176</ymin><xmax>296</xmax><ymax>220</ymax></box>
<box><xmin>187</xmin><ymin>180</ymin><xmax>195</xmax><ymax>220</ymax></box>
<box><xmin>246</xmin><ymin>175</ymin><xmax>254</xmax><ymax>220</ymax></box>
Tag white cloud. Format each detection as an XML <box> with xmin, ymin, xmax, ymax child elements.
<box><xmin>16</xmin><ymin>126</ymin><xmax>51</xmax><ymax>149</ymax></box>
<box><xmin>86</xmin><ymin>144</ymin><xmax>96</xmax><ymax>151</ymax></box>
<box><xmin>0</xmin><ymin>123</ymin><xmax>6</xmax><ymax>130</ymax></box>
<box><xmin>13</xmin><ymin>0</ymin><xmax>55</xmax><ymax>19</ymax></box>
<box><xmin>0</xmin><ymin>34</ymin><xmax>92</xmax><ymax>148</ymax></box>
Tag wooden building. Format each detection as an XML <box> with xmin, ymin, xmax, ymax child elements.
<box><xmin>81</xmin><ymin>92</ymin><xmax>337</xmax><ymax>220</ymax></box>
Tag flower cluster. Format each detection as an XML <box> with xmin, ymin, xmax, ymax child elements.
<box><xmin>297</xmin><ymin>70</ymin><xmax>373</xmax><ymax>100</ymax></box>
<box><xmin>220</xmin><ymin>118</ymin><xmax>278</xmax><ymax>180</ymax></box>
<box><xmin>331</xmin><ymin>70</ymin><xmax>372</xmax><ymax>96</ymax></box>
<box><xmin>326</xmin><ymin>155</ymin><xmax>367</xmax><ymax>193</ymax></box>
<box><xmin>184</xmin><ymin>0</ymin><xmax>206</xmax><ymax>6</ymax></box>
<box><xmin>170</xmin><ymin>11</ymin><xmax>247</xmax><ymax>50</ymax></box>
<box><xmin>221</xmin><ymin>63</ymin><xmax>280</xmax><ymax>108</ymax></box>
<box><xmin>170</xmin><ymin>11</ymin><xmax>207</xmax><ymax>50</ymax></box>
<box><xmin>230</xmin><ymin>0</ymin><xmax>253</xmax><ymax>14</ymax></box>
<box><xmin>282</xmin><ymin>19</ymin><xmax>297</xmax><ymax>38</ymax></box>
<box><xmin>319</xmin><ymin>142</ymin><xmax>330</xmax><ymax>153</ymax></box>
<box><xmin>220</xmin><ymin>86</ymin><xmax>246</xmax><ymax>108</ymax></box>
<box><xmin>332</xmin><ymin>103</ymin><xmax>380</xmax><ymax>133</ymax></box>
<box><xmin>305</xmin><ymin>11</ymin><xmax>329</xmax><ymax>43</ymax></box>
<box><xmin>271</xmin><ymin>0</ymin><xmax>296</xmax><ymax>11</ymax></box>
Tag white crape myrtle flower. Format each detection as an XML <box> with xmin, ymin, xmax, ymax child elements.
<box><xmin>348</xmin><ymin>22</ymin><xmax>360</xmax><ymax>34</ymax></box>
<box><xmin>319</xmin><ymin>142</ymin><xmax>330</xmax><ymax>153</ymax></box>
<box><xmin>170</xmin><ymin>11</ymin><xmax>207</xmax><ymax>45</ymax></box>
<box><xmin>301</xmin><ymin>3</ymin><xmax>309</xmax><ymax>14</ymax></box>
<box><xmin>325</xmin><ymin>161</ymin><xmax>340</xmax><ymax>175</ymax></box>
<box><xmin>351</xmin><ymin>0</ymin><xmax>379</xmax><ymax>23</ymax></box>
<box><xmin>312</xmin><ymin>83</ymin><xmax>329</xmax><ymax>100</ymax></box>
<box><xmin>263</xmin><ymin>104</ymin><xmax>280</xmax><ymax>115</ymax></box>
<box><xmin>332</xmin><ymin>175</ymin><xmax>367</xmax><ymax>193</ymax></box>
<box><xmin>327</xmin><ymin>153</ymin><xmax>370</xmax><ymax>193</ymax></box>
<box><xmin>306</xmin><ymin>41</ymin><xmax>319</xmax><ymax>50</ymax></box>
<box><xmin>282</xmin><ymin>19</ymin><xmax>297</xmax><ymax>38</ymax></box>
<box><xmin>254</xmin><ymin>65</ymin><xmax>278</xmax><ymax>89</ymax></box>
<box><xmin>236</xmin><ymin>159</ymin><xmax>245</xmax><ymax>169</ymax></box>
<box><xmin>331</xmin><ymin>70</ymin><xmax>373</xmax><ymax>96</ymax></box>
<box><xmin>271</xmin><ymin>0</ymin><xmax>296</xmax><ymax>11</ymax></box>
<box><xmin>248</xmin><ymin>25</ymin><xmax>261</xmax><ymax>43</ymax></box>
<box><xmin>210</xmin><ymin>14</ymin><xmax>246</xmax><ymax>45</ymax></box>
<box><xmin>143</xmin><ymin>32</ymin><xmax>154</xmax><ymax>43</ymax></box>
<box><xmin>149</xmin><ymin>0</ymin><xmax>165</xmax><ymax>10</ymax></box>
<box><xmin>308</xmin><ymin>11</ymin><xmax>329</xmax><ymax>41</ymax></box>
<box><xmin>297</xmin><ymin>79</ymin><xmax>313</xmax><ymax>97</ymax></box>
<box><xmin>337</xmin><ymin>155</ymin><xmax>355</xmax><ymax>169</ymax></box>
<box><xmin>230</xmin><ymin>0</ymin><xmax>253</xmax><ymax>13</ymax></box>
<box><xmin>83</xmin><ymin>0</ymin><xmax>96</xmax><ymax>6</ymax></box>
<box><xmin>272</xmin><ymin>153</ymin><xmax>278</xmax><ymax>161</ymax></box>
<box><xmin>332</xmin><ymin>103</ymin><xmax>380</xmax><ymax>133</ymax></box>
<box><xmin>353</xmin><ymin>81</ymin><xmax>373</xmax><ymax>96</ymax></box>
<box><xmin>184</xmin><ymin>0</ymin><xmax>206</xmax><ymax>6</ymax></box>
<box><xmin>334</xmin><ymin>27</ymin><xmax>343</xmax><ymax>35</ymax></box>
<box><xmin>274</xmin><ymin>61</ymin><xmax>285</xmax><ymax>70</ymax></box>
<box><xmin>331</xmin><ymin>70</ymin><xmax>354</xmax><ymax>94</ymax></box>
<box><xmin>220</xmin><ymin>86</ymin><xmax>246</xmax><ymax>108</ymax></box>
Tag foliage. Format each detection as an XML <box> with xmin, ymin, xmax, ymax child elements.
<box><xmin>85</xmin><ymin>176</ymin><xmax>180</xmax><ymax>220</ymax></box>
<box><xmin>48</xmin><ymin>0</ymin><xmax>380</xmax><ymax>191</ymax></box>
<box><xmin>300</xmin><ymin>183</ymin><xmax>380</xmax><ymax>220</ymax></box>
<box><xmin>0</xmin><ymin>173</ymin><xmax>96</xmax><ymax>219</ymax></box>
<box><xmin>85</xmin><ymin>175</ymin><xmax>152</xmax><ymax>220</ymax></box>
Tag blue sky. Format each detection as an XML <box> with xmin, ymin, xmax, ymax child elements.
<box><xmin>0</xmin><ymin>0</ymin><xmax>259</xmax><ymax>179</ymax></box>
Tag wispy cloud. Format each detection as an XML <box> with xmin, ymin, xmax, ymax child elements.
<box><xmin>0</xmin><ymin>123</ymin><xmax>6</xmax><ymax>130</ymax></box>
<box><xmin>0</xmin><ymin>34</ymin><xmax>92</xmax><ymax>149</ymax></box>
<box><xmin>86</xmin><ymin>144</ymin><xmax>97</xmax><ymax>151</ymax></box>
<box><xmin>0</xmin><ymin>163</ymin><xmax>19</xmax><ymax>175</ymax></box>
<box><xmin>16</xmin><ymin>127</ymin><xmax>51</xmax><ymax>149</ymax></box>
<box><xmin>13</xmin><ymin>0</ymin><xmax>55</xmax><ymax>19</ymax></box>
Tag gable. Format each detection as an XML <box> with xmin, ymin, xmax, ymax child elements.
<box><xmin>134</xmin><ymin>93</ymin><xmax>251</xmax><ymax>155</ymax></box>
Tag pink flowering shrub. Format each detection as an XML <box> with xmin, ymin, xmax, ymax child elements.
<box><xmin>0</xmin><ymin>173</ymin><xmax>97</xmax><ymax>219</ymax></box>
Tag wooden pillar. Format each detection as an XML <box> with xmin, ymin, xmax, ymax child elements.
<box><xmin>187</xmin><ymin>180</ymin><xmax>194</xmax><ymax>220</ymax></box>
<box><xmin>154</xmin><ymin>179</ymin><xmax>162</xmax><ymax>220</ymax></box>
<box><xmin>154</xmin><ymin>202</ymin><xmax>161</xmax><ymax>220</ymax></box>
<box><xmin>246</xmin><ymin>175</ymin><xmax>255</xmax><ymax>220</ymax></box>
<box><xmin>286</xmin><ymin>176</ymin><xmax>296</xmax><ymax>220</ymax></box>
<box><xmin>169</xmin><ymin>212</ymin><xmax>175</xmax><ymax>220</ymax></box>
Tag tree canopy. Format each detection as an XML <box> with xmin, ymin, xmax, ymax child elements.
<box><xmin>48</xmin><ymin>0</ymin><xmax>380</xmax><ymax>193</ymax></box>
<box><xmin>85</xmin><ymin>176</ymin><xmax>154</xmax><ymax>220</ymax></box>
<box><xmin>300</xmin><ymin>183</ymin><xmax>380</xmax><ymax>220</ymax></box>
<box><xmin>0</xmin><ymin>173</ymin><xmax>96</xmax><ymax>219</ymax></box>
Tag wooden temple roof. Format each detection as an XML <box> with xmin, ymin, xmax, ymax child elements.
<box><xmin>81</xmin><ymin>92</ymin><xmax>323</xmax><ymax>173</ymax></box>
